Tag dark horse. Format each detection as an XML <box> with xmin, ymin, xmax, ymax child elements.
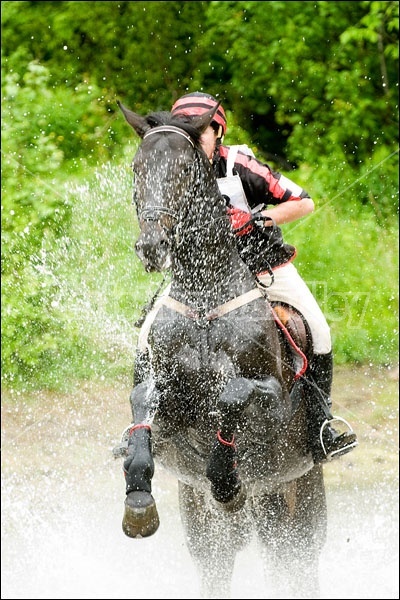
<box><xmin>117</xmin><ymin>100</ymin><xmax>327</xmax><ymax>599</ymax></box>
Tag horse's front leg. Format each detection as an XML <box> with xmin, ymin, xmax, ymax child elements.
<box><xmin>206</xmin><ymin>376</ymin><xmax>284</xmax><ymax>511</ymax></box>
<box><xmin>122</xmin><ymin>381</ymin><xmax>160</xmax><ymax>538</ymax></box>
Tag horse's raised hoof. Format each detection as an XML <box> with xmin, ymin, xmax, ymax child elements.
<box><xmin>122</xmin><ymin>491</ymin><xmax>160</xmax><ymax>538</ymax></box>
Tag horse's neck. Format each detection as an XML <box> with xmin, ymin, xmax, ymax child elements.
<box><xmin>171</xmin><ymin>197</ymin><xmax>255</xmax><ymax>306</ymax></box>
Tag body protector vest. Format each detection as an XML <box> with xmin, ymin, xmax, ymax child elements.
<box><xmin>217</xmin><ymin>146</ymin><xmax>296</xmax><ymax>274</ymax></box>
<box><xmin>217</xmin><ymin>145</ymin><xmax>254</xmax><ymax>212</ymax></box>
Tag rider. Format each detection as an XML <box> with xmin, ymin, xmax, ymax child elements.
<box><xmin>133</xmin><ymin>91</ymin><xmax>358</xmax><ymax>465</ymax></box>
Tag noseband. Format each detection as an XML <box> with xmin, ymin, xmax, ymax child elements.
<box><xmin>139</xmin><ymin>206</ymin><xmax>180</xmax><ymax>222</ymax></box>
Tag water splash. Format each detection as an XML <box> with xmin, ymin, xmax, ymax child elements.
<box><xmin>1</xmin><ymin>464</ymin><xmax>398</xmax><ymax>599</ymax></box>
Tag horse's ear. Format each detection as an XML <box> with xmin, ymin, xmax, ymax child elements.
<box><xmin>117</xmin><ymin>100</ymin><xmax>150</xmax><ymax>138</ymax></box>
<box><xmin>191</xmin><ymin>103</ymin><xmax>221</xmax><ymax>134</ymax></box>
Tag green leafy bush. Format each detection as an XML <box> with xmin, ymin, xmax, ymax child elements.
<box><xmin>2</xmin><ymin>155</ymin><xmax>398</xmax><ymax>391</ymax></box>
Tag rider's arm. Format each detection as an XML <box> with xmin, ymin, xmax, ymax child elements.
<box><xmin>261</xmin><ymin>196</ymin><xmax>314</xmax><ymax>226</ymax></box>
<box><xmin>219</xmin><ymin>147</ymin><xmax>315</xmax><ymax>226</ymax></box>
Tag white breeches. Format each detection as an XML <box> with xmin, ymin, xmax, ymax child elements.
<box><xmin>259</xmin><ymin>262</ymin><xmax>331</xmax><ymax>354</ymax></box>
<box><xmin>137</xmin><ymin>263</ymin><xmax>331</xmax><ymax>355</ymax></box>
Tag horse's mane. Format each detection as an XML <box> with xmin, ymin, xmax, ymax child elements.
<box><xmin>145</xmin><ymin>111</ymin><xmax>203</xmax><ymax>145</ymax></box>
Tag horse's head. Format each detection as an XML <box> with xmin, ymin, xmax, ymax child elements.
<box><xmin>118</xmin><ymin>100</ymin><xmax>221</xmax><ymax>272</ymax></box>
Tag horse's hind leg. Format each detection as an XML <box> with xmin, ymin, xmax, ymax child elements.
<box><xmin>122</xmin><ymin>382</ymin><xmax>160</xmax><ymax>538</ymax></box>
<box><xmin>252</xmin><ymin>465</ymin><xmax>327</xmax><ymax>599</ymax></box>
<box><xmin>178</xmin><ymin>481</ymin><xmax>252</xmax><ymax>599</ymax></box>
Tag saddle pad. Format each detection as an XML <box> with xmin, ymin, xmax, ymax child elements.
<box><xmin>271</xmin><ymin>303</ymin><xmax>310</xmax><ymax>380</ymax></box>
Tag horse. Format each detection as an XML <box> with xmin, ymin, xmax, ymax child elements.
<box><xmin>117</xmin><ymin>100</ymin><xmax>328</xmax><ymax>599</ymax></box>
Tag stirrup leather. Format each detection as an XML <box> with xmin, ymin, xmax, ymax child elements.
<box><xmin>320</xmin><ymin>416</ymin><xmax>358</xmax><ymax>461</ymax></box>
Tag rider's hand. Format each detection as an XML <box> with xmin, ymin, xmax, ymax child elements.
<box><xmin>227</xmin><ymin>207</ymin><xmax>253</xmax><ymax>236</ymax></box>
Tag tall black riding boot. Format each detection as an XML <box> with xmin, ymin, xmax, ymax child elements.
<box><xmin>306</xmin><ymin>352</ymin><xmax>358</xmax><ymax>464</ymax></box>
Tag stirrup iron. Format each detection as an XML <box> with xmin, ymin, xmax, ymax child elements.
<box><xmin>320</xmin><ymin>416</ymin><xmax>358</xmax><ymax>461</ymax></box>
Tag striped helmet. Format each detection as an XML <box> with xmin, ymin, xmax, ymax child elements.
<box><xmin>171</xmin><ymin>92</ymin><xmax>227</xmax><ymax>135</ymax></box>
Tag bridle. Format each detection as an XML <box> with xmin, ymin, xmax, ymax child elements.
<box><xmin>135</xmin><ymin>125</ymin><xmax>198</xmax><ymax>228</ymax></box>
<box><xmin>139</xmin><ymin>206</ymin><xmax>180</xmax><ymax>222</ymax></box>
<box><xmin>143</xmin><ymin>125</ymin><xmax>195</xmax><ymax>148</ymax></box>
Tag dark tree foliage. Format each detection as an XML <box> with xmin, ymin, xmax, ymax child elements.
<box><xmin>2</xmin><ymin>1</ymin><xmax>398</xmax><ymax>177</ymax></box>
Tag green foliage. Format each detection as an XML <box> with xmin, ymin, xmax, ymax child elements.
<box><xmin>1</xmin><ymin>1</ymin><xmax>211</xmax><ymax>110</ymax></box>
<box><xmin>200</xmin><ymin>2</ymin><xmax>399</xmax><ymax>188</ymax></box>
<box><xmin>285</xmin><ymin>200</ymin><xmax>398</xmax><ymax>364</ymax></box>
<box><xmin>1</xmin><ymin>0</ymin><xmax>398</xmax><ymax>390</ymax></box>
<box><xmin>2</xmin><ymin>158</ymin><xmax>398</xmax><ymax>391</ymax></box>
<box><xmin>170</xmin><ymin>1</ymin><xmax>398</xmax><ymax>211</ymax></box>
<box><xmin>1</xmin><ymin>58</ymin><xmax>123</xmax><ymax>171</ymax></box>
<box><xmin>2</xmin><ymin>1</ymin><xmax>398</xmax><ymax>203</ymax></box>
